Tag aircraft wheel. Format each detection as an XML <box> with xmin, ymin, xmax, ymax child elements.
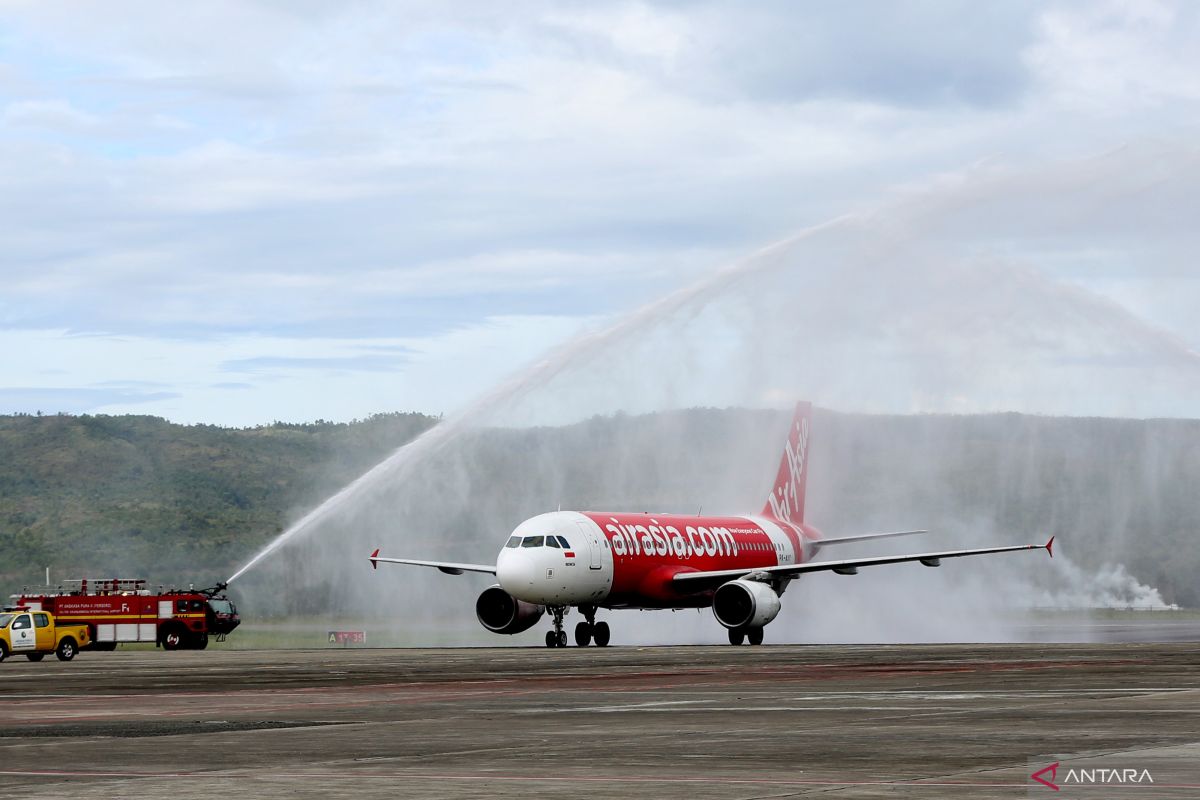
<box><xmin>747</xmin><ymin>627</ymin><xmax>764</xmax><ymax>646</ymax></box>
<box><xmin>592</xmin><ymin>621</ymin><xmax>611</xmax><ymax>647</ymax></box>
<box><xmin>26</xmin><ymin>653</ymin><xmax>45</xmax><ymax>662</ymax></box>
<box><xmin>545</xmin><ymin>631</ymin><xmax>557</xmax><ymax>648</ymax></box>
<box><xmin>728</xmin><ymin>628</ymin><xmax>745</xmax><ymax>646</ymax></box>
<box><xmin>574</xmin><ymin>622</ymin><xmax>592</xmax><ymax>647</ymax></box>
<box><xmin>557</xmin><ymin>630</ymin><xmax>568</xmax><ymax>648</ymax></box>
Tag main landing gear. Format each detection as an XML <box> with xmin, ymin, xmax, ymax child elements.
<box><xmin>727</xmin><ymin>626</ymin><xmax>765</xmax><ymax>646</ymax></box>
<box><xmin>544</xmin><ymin>605</ymin><xmax>611</xmax><ymax>648</ymax></box>
<box><xmin>574</xmin><ymin>605</ymin><xmax>609</xmax><ymax>648</ymax></box>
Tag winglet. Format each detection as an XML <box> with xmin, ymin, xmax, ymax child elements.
<box><xmin>369</xmin><ymin>548</ymin><xmax>380</xmax><ymax>569</ymax></box>
<box><xmin>1045</xmin><ymin>536</ymin><xmax>1054</xmax><ymax>558</ymax></box>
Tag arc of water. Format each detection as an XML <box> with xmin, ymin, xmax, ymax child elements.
<box><xmin>226</xmin><ymin>217</ymin><xmax>855</xmax><ymax>584</ymax></box>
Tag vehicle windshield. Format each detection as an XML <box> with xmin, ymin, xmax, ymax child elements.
<box><xmin>0</xmin><ymin>614</ymin><xmax>11</xmax><ymax>628</ymax></box>
<box><xmin>208</xmin><ymin>600</ymin><xmax>236</xmax><ymax>615</ymax></box>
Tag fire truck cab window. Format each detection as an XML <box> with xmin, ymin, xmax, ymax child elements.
<box><xmin>521</xmin><ymin>536</ymin><xmax>544</xmax><ymax>548</ymax></box>
<box><xmin>209</xmin><ymin>599</ymin><xmax>235</xmax><ymax>614</ymax></box>
<box><xmin>546</xmin><ymin>537</ymin><xmax>560</xmax><ymax>548</ymax></box>
<box><xmin>176</xmin><ymin>600</ymin><xmax>188</xmax><ymax>613</ymax></box>
<box><xmin>505</xmin><ymin>536</ymin><xmax>521</xmax><ymax>548</ymax></box>
<box><xmin>190</xmin><ymin>600</ymin><xmax>204</xmax><ymax>611</ymax></box>
<box><xmin>34</xmin><ymin>613</ymin><xmax>49</xmax><ymax>628</ymax></box>
<box><xmin>11</xmin><ymin>615</ymin><xmax>31</xmax><ymax>630</ymax></box>
<box><xmin>556</xmin><ymin>536</ymin><xmax>571</xmax><ymax>548</ymax></box>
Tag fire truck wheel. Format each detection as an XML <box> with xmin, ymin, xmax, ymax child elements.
<box><xmin>56</xmin><ymin>637</ymin><xmax>78</xmax><ymax>661</ymax></box>
<box><xmin>26</xmin><ymin>653</ymin><xmax>45</xmax><ymax>662</ymax></box>
<box><xmin>194</xmin><ymin>634</ymin><xmax>209</xmax><ymax>650</ymax></box>
<box><xmin>161</xmin><ymin>627</ymin><xmax>186</xmax><ymax>650</ymax></box>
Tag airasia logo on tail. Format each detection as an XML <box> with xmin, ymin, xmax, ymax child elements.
<box><xmin>766</xmin><ymin>416</ymin><xmax>809</xmax><ymax>523</ymax></box>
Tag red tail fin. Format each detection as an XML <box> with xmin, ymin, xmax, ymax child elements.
<box><xmin>761</xmin><ymin>402</ymin><xmax>812</xmax><ymax>526</ymax></box>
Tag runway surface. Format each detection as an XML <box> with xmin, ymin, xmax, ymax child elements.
<box><xmin>2</xmin><ymin>643</ymin><xmax>1199</xmax><ymax>799</ymax></box>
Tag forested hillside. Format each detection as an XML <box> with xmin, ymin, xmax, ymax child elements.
<box><xmin>0</xmin><ymin>412</ymin><xmax>436</xmax><ymax>591</ymax></box>
<box><xmin>3</xmin><ymin>408</ymin><xmax>1198</xmax><ymax>608</ymax></box>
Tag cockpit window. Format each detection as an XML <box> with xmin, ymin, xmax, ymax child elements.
<box><xmin>505</xmin><ymin>536</ymin><xmax>521</xmax><ymax>549</ymax></box>
<box><xmin>556</xmin><ymin>536</ymin><xmax>571</xmax><ymax>548</ymax></box>
<box><xmin>521</xmin><ymin>535</ymin><xmax>544</xmax><ymax>548</ymax></box>
<box><xmin>546</xmin><ymin>537</ymin><xmax>560</xmax><ymax>548</ymax></box>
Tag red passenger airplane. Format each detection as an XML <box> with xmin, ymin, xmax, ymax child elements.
<box><xmin>371</xmin><ymin>403</ymin><xmax>1053</xmax><ymax>647</ymax></box>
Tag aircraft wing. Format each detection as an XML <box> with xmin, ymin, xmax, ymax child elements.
<box><xmin>672</xmin><ymin>537</ymin><xmax>1054</xmax><ymax>592</ymax></box>
<box><xmin>369</xmin><ymin>549</ymin><xmax>497</xmax><ymax>576</ymax></box>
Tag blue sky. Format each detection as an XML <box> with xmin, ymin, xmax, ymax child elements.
<box><xmin>2</xmin><ymin>1</ymin><xmax>1199</xmax><ymax>425</ymax></box>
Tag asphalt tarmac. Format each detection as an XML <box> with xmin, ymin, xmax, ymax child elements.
<box><xmin>2</xmin><ymin>643</ymin><xmax>1199</xmax><ymax>799</ymax></box>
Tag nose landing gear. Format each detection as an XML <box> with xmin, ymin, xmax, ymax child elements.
<box><xmin>545</xmin><ymin>606</ymin><xmax>569</xmax><ymax>648</ymax></box>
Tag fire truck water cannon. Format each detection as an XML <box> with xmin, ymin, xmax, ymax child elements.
<box><xmin>14</xmin><ymin>578</ymin><xmax>241</xmax><ymax>652</ymax></box>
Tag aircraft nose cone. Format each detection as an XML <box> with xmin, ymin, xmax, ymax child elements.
<box><xmin>497</xmin><ymin>550</ymin><xmax>536</xmax><ymax>593</ymax></box>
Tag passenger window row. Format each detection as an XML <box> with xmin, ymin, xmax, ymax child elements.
<box><xmin>502</xmin><ymin>535</ymin><xmax>785</xmax><ymax>552</ymax></box>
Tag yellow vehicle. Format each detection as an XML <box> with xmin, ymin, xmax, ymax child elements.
<box><xmin>0</xmin><ymin>609</ymin><xmax>91</xmax><ymax>662</ymax></box>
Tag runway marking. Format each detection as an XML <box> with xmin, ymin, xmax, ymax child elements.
<box><xmin>5</xmin><ymin>681</ymin><xmax>1193</xmax><ymax>726</ymax></box>
<box><xmin>0</xmin><ymin>654</ymin><xmax>1186</xmax><ymax>730</ymax></box>
<box><xmin>531</xmin><ymin>705</ymin><xmax>969</xmax><ymax>714</ymax></box>
<box><xmin>538</xmin><ymin>699</ymin><xmax>712</xmax><ymax>713</ymax></box>
<box><xmin>2</xmin><ymin>767</ymin><xmax>1199</xmax><ymax>790</ymax></box>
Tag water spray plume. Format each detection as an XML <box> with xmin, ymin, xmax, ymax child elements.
<box><xmin>227</xmin><ymin>217</ymin><xmax>855</xmax><ymax>584</ymax></box>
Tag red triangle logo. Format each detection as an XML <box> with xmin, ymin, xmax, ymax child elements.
<box><xmin>1031</xmin><ymin>762</ymin><xmax>1060</xmax><ymax>791</ymax></box>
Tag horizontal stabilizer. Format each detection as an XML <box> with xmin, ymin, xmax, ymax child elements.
<box><xmin>812</xmin><ymin>529</ymin><xmax>928</xmax><ymax>548</ymax></box>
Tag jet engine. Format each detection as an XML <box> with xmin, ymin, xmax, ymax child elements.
<box><xmin>475</xmin><ymin>585</ymin><xmax>545</xmax><ymax>634</ymax></box>
<box><xmin>712</xmin><ymin>579</ymin><xmax>781</xmax><ymax>630</ymax></box>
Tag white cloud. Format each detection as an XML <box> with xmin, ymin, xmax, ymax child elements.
<box><xmin>1027</xmin><ymin>1</ymin><xmax>1200</xmax><ymax>112</ymax></box>
<box><xmin>0</xmin><ymin>2</ymin><xmax>1198</xmax><ymax>423</ymax></box>
<box><xmin>3</xmin><ymin>98</ymin><xmax>99</xmax><ymax>131</ymax></box>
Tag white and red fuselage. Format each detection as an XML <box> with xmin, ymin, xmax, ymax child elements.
<box><xmin>496</xmin><ymin>510</ymin><xmax>811</xmax><ymax>608</ymax></box>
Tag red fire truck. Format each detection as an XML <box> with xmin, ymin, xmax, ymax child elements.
<box><xmin>16</xmin><ymin>578</ymin><xmax>240</xmax><ymax>651</ymax></box>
